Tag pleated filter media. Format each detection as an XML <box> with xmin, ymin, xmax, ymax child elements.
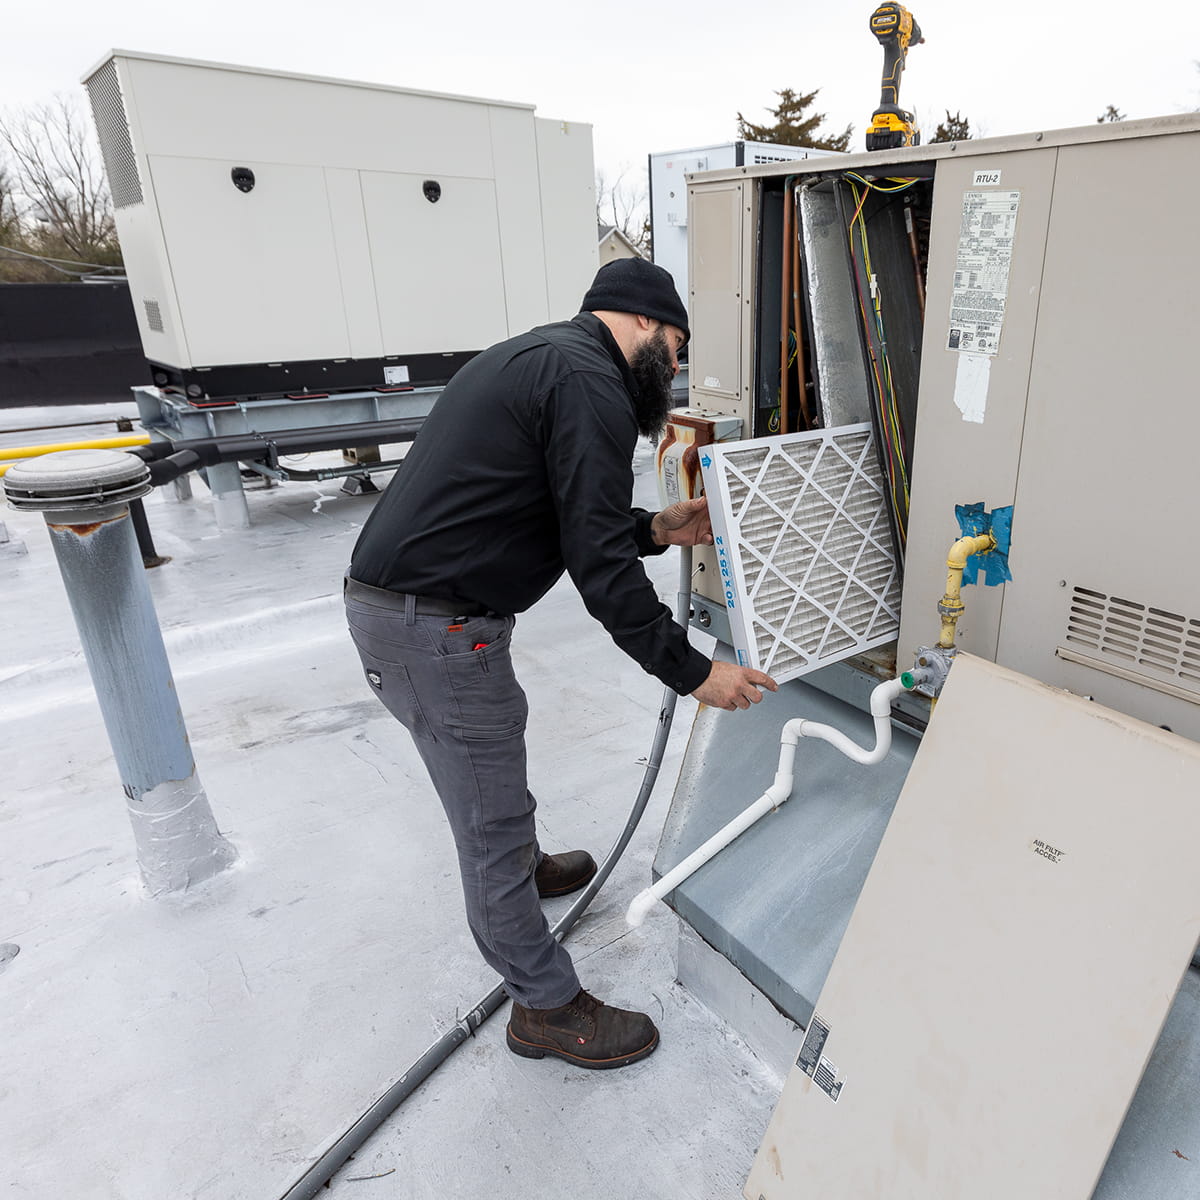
<box><xmin>699</xmin><ymin>424</ymin><xmax>902</xmax><ymax>683</ymax></box>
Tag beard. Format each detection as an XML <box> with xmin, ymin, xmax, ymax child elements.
<box><xmin>628</xmin><ymin>327</ymin><xmax>676</xmax><ymax>442</ymax></box>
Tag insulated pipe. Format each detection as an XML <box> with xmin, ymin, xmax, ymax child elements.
<box><xmin>791</xmin><ymin>187</ymin><xmax>813</xmax><ymax>432</ymax></box>
<box><xmin>130</xmin><ymin>418</ymin><xmax>426</xmax><ymax>466</ymax></box>
<box><xmin>129</xmin><ymin>497</ymin><xmax>170</xmax><ymax>568</ymax></box>
<box><xmin>904</xmin><ymin>201</ymin><xmax>926</xmax><ymax>320</ymax></box>
<box><xmin>626</xmin><ymin>671</ymin><xmax>931</xmax><ymax>928</ymax></box>
<box><xmin>277</xmin><ymin>550</ymin><xmax>695</xmax><ymax>1200</ymax></box>
<box><xmin>937</xmin><ymin>532</ymin><xmax>997</xmax><ymax>648</ymax></box>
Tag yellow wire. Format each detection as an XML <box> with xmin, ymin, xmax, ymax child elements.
<box><xmin>847</xmin><ymin>179</ymin><xmax>910</xmax><ymax>543</ymax></box>
<box><xmin>844</xmin><ymin>171</ymin><xmax>919</xmax><ymax>193</ymax></box>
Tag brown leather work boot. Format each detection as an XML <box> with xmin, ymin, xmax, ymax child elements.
<box><xmin>506</xmin><ymin>989</ymin><xmax>659</xmax><ymax>1070</ymax></box>
<box><xmin>534</xmin><ymin>850</ymin><xmax>597</xmax><ymax>898</ymax></box>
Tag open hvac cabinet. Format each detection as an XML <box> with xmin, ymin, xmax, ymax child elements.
<box><xmin>682</xmin><ymin>112</ymin><xmax>1200</xmax><ymax>743</ymax></box>
<box><xmin>655</xmin><ymin>112</ymin><xmax>1200</xmax><ymax>1199</ymax></box>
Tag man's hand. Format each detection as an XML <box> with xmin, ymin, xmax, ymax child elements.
<box><xmin>691</xmin><ymin>660</ymin><xmax>779</xmax><ymax>711</ymax></box>
<box><xmin>652</xmin><ymin>497</ymin><xmax>714</xmax><ymax>547</ymax></box>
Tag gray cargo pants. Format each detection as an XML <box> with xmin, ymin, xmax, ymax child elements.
<box><xmin>345</xmin><ymin>584</ymin><xmax>582</xmax><ymax>1010</ymax></box>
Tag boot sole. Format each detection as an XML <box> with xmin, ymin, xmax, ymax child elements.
<box><xmin>506</xmin><ymin>1025</ymin><xmax>659</xmax><ymax>1070</ymax></box>
<box><xmin>535</xmin><ymin>863</ymin><xmax>599</xmax><ymax>899</ymax></box>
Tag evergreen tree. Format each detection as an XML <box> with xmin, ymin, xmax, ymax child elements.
<box><xmin>736</xmin><ymin>89</ymin><xmax>852</xmax><ymax>152</ymax></box>
<box><xmin>929</xmin><ymin>110</ymin><xmax>972</xmax><ymax>143</ymax></box>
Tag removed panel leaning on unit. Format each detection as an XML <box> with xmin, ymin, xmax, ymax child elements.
<box><xmin>700</xmin><ymin>425</ymin><xmax>902</xmax><ymax>683</ymax></box>
<box><xmin>744</xmin><ymin>654</ymin><xmax>1200</xmax><ymax>1200</ymax></box>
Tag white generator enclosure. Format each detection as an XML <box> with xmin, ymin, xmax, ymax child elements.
<box><xmin>84</xmin><ymin>51</ymin><xmax>598</xmax><ymax>399</ymax></box>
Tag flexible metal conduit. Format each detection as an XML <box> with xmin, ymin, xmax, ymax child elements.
<box><xmin>277</xmin><ymin>549</ymin><xmax>695</xmax><ymax>1200</ymax></box>
<box><xmin>626</xmin><ymin>669</ymin><xmax>932</xmax><ymax>928</ymax></box>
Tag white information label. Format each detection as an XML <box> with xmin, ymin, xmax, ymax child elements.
<box><xmin>953</xmin><ymin>352</ymin><xmax>991</xmax><ymax>423</ymax></box>
<box><xmin>383</xmin><ymin>364</ymin><xmax>410</xmax><ymax>385</ymax></box>
<box><xmin>972</xmin><ymin>170</ymin><xmax>1002</xmax><ymax>186</ymax></box>
<box><xmin>946</xmin><ymin>189</ymin><xmax>1021</xmax><ymax>357</ymax></box>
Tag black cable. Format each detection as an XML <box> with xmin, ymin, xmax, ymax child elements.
<box><xmin>277</xmin><ymin>549</ymin><xmax>694</xmax><ymax>1200</ymax></box>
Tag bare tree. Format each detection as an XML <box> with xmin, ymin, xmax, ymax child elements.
<box><xmin>0</xmin><ymin>165</ymin><xmax>18</xmax><ymax>241</ymax></box>
<box><xmin>596</xmin><ymin>166</ymin><xmax>651</xmax><ymax>255</ymax></box>
<box><xmin>0</xmin><ymin>95</ymin><xmax>121</xmax><ymax>266</ymax></box>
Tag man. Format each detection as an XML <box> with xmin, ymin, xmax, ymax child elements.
<box><xmin>345</xmin><ymin>258</ymin><xmax>777</xmax><ymax>1071</ymax></box>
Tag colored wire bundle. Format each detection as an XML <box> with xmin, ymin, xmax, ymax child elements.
<box><xmin>843</xmin><ymin>172</ymin><xmax>919</xmax><ymax>194</ymax></box>
<box><xmin>845</xmin><ymin>177</ymin><xmax>911</xmax><ymax>550</ymax></box>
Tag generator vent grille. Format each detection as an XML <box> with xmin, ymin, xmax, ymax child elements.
<box><xmin>143</xmin><ymin>299</ymin><xmax>164</xmax><ymax>333</ymax></box>
<box><xmin>748</xmin><ymin>151</ymin><xmax>801</xmax><ymax>165</ymax></box>
<box><xmin>86</xmin><ymin>61</ymin><xmax>143</xmax><ymax>209</ymax></box>
<box><xmin>1065</xmin><ymin>587</ymin><xmax>1200</xmax><ymax>691</ymax></box>
<box><xmin>701</xmin><ymin>425</ymin><xmax>902</xmax><ymax>683</ymax></box>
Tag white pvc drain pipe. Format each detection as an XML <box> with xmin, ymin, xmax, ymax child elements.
<box><xmin>626</xmin><ymin>670</ymin><xmax>930</xmax><ymax>928</ymax></box>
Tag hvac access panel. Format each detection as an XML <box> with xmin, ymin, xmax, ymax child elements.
<box><xmin>897</xmin><ymin>129</ymin><xmax>1200</xmax><ymax>741</ymax></box>
<box><xmin>896</xmin><ymin>146</ymin><xmax>1058</xmax><ymax>666</ymax></box>
<box><xmin>687</xmin><ymin>181</ymin><xmax>751</xmax><ymax>412</ymax></box>
<box><xmin>745</xmin><ymin>654</ymin><xmax>1200</xmax><ymax>1200</ymax></box>
<box><xmin>993</xmin><ymin>132</ymin><xmax>1200</xmax><ymax>739</ymax></box>
<box><xmin>148</xmin><ymin>157</ymin><xmax>349</xmax><ymax>367</ymax></box>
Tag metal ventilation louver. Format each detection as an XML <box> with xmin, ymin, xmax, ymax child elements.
<box><xmin>86</xmin><ymin>60</ymin><xmax>143</xmax><ymax>209</ymax></box>
<box><xmin>699</xmin><ymin>424</ymin><xmax>902</xmax><ymax>683</ymax></box>
<box><xmin>1064</xmin><ymin>586</ymin><xmax>1200</xmax><ymax>693</ymax></box>
<box><xmin>143</xmin><ymin>299</ymin><xmax>164</xmax><ymax>333</ymax></box>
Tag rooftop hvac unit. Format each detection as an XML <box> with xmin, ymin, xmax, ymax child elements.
<box><xmin>683</xmin><ymin>113</ymin><xmax>1200</xmax><ymax>740</ymax></box>
<box><xmin>83</xmin><ymin>51</ymin><xmax>597</xmax><ymax>400</ymax></box>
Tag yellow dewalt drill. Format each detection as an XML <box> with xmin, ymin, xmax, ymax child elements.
<box><xmin>866</xmin><ymin>3</ymin><xmax>924</xmax><ymax>151</ymax></box>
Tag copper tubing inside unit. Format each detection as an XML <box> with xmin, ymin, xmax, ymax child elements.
<box><xmin>791</xmin><ymin>186</ymin><xmax>813</xmax><ymax>432</ymax></box>
<box><xmin>905</xmin><ymin>201</ymin><xmax>926</xmax><ymax>321</ymax></box>
<box><xmin>779</xmin><ymin>183</ymin><xmax>792</xmax><ymax>435</ymax></box>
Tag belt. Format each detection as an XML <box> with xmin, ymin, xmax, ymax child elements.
<box><xmin>344</xmin><ymin>576</ymin><xmax>490</xmax><ymax>618</ymax></box>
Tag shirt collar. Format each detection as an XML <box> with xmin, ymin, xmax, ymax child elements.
<box><xmin>572</xmin><ymin>312</ymin><xmax>640</xmax><ymax>400</ymax></box>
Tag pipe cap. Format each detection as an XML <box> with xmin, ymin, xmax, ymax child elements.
<box><xmin>4</xmin><ymin>449</ymin><xmax>151</xmax><ymax>512</ymax></box>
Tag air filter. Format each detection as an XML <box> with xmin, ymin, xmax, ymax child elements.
<box><xmin>699</xmin><ymin>424</ymin><xmax>901</xmax><ymax>682</ymax></box>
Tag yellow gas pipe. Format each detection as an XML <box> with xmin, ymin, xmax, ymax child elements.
<box><xmin>0</xmin><ymin>435</ymin><xmax>150</xmax><ymax>476</ymax></box>
<box><xmin>937</xmin><ymin>532</ymin><xmax>997</xmax><ymax>648</ymax></box>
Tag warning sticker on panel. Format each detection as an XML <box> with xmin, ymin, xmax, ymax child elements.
<box><xmin>946</xmin><ymin>190</ymin><xmax>1020</xmax><ymax>356</ymax></box>
<box><xmin>797</xmin><ymin>1013</ymin><xmax>829</xmax><ymax>1077</ymax></box>
<box><xmin>797</xmin><ymin>1013</ymin><xmax>846</xmax><ymax>1101</ymax></box>
<box><xmin>814</xmin><ymin>1055</ymin><xmax>845</xmax><ymax>1102</ymax></box>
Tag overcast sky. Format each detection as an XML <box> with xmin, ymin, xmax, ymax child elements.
<box><xmin>7</xmin><ymin>0</ymin><xmax>1198</xmax><ymax>187</ymax></box>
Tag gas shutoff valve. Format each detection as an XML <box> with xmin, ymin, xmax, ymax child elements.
<box><xmin>904</xmin><ymin>645</ymin><xmax>956</xmax><ymax>698</ymax></box>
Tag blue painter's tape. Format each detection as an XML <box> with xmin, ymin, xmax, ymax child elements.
<box><xmin>955</xmin><ymin>502</ymin><xmax>1014</xmax><ymax>587</ymax></box>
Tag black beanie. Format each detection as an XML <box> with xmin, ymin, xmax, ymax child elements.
<box><xmin>580</xmin><ymin>258</ymin><xmax>690</xmax><ymax>345</ymax></box>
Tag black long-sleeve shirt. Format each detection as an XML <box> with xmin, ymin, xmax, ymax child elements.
<box><xmin>349</xmin><ymin>313</ymin><xmax>711</xmax><ymax>695</ymax></box>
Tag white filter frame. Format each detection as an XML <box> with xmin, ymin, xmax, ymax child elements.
<box><xmin>700</xmin><ymin>424</ymin><xmax>901</xmax><ymax>682</ymax></box>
